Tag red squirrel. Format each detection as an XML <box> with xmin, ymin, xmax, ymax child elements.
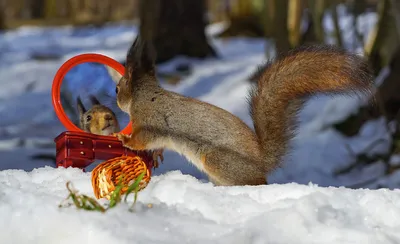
<box><xmin>112</xmin><ymin>36</ymin><xmax>374</xmax><ymax>186</ymax></box>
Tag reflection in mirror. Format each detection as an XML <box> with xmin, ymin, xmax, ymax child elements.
<box><xmin>60</xmin><ymin>62</ymin><xmax>128</xmax><ymax>136</ymax></box>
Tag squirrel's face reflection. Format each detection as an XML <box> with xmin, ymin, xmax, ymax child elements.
<box><xmin>77</xmin><ymin>96</ymin><xmax>121</xmax><ymax>136</ymax></box>
<box><xmin>83</xmin><ymin>106</ymin><xmax>120</xmax><ymax>136</ymax></box>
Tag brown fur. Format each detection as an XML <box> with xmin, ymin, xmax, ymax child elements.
<box><xmin>113</xmin><ymin>38</ymin><xmax>374</xmax><ymax>186</ymax></box>
<box><xmin>77</xmin><ymin>95</ymin><xmax>120</xmax><ymax>136</ymax></box>
<box><xmin>249</xmin><ymin>44</ymin><xmax>374</xmax><ymax>175</ymax></box>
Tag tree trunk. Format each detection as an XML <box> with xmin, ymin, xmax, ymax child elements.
<box><xmin>44</xmin><ymin>0</ymin><xmax>57</xmax><ymax>19</ymax></box>
<box><xmin>218</xmin><ymin>0</ymin><xmax>265</xmax><ymax>38</ymax></box>
<box><xmin>365</xmin><ymin>0</ymin><xmax>400</xmax><ymax>76</ymax></box>
<box><xmin>334</xmin><ymin>0</ymin><xmax>400</xmax><ymax>137</ymax></box>
<box><xmin>331</xmin><ymin>3</ymin><xmax>343</xmax><ymax>47</ymax></box>
<box><xmin>138</xmin><ymin>0</ymin><xmax>217</xmax><ymax>64</ymax></box>
<box><xmin>0</xmin><ymin>0</ymin><xmax>5</xmax><ymax>30</ymax></box>
<box><xmin>287</xmin><ymin>0</ymin><xmax>305</xmax><ymax>48</ymax></box>
<box><xmin>271</xmin><ymin>0</ymin><xmax>291</xmax><ymax>54</ymax></box>
<box><xmin>307</xmin><ymin>0</ymin><xmax>326</xmax><ymax>43</ymax></box>
<box><xmin>30</xmin><ymin>0</ymin><xmax>45</xmax><ymax>19</ymax></box>
<box><xmin>264</xmin><ymin>0</ymin><xmax>275</xmax><ymax>38</ymax></box>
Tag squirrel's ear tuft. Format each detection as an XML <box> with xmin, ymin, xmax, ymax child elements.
<box><xmin>89</xmin><ymin>95</ymin><xmax>101</xmax><ymax>106</ymax></box>
<box><xmin>126</xmin><ymin>35</ymin><xmax>156</xmax><ymax>77</ymax></box>
<box><xmin>105</xmin><ymin>65</ymin><xmax>123</xmax><ymax>84</ymax></box>
<box><xmin>77</xmin><ymin>97</ymin><xmax>86</xmax><ymax>116</ymax></box>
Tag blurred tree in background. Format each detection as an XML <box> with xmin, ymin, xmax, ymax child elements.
<box><xmin>1</xmin><ymin>0</ymin><xmax>137</xmax><ymax>27</ymax></box>
<box><xmin>137</xmin><ymin>0</ymin><xmax>217</xmax><ymax>64</ymax></box>
<box><xmin>0</xmin><ymin>0</ymin><xmax>5</xmax><ymax>30</ymax></box>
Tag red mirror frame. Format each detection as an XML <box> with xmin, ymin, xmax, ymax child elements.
<box><xmin>51</xmin><ymin>53</ymin><xmax>132</xmax><ymax>135</ymax></box>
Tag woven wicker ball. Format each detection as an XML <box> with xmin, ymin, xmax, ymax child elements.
<box><xmin>91</xmin><ymin>155</ymin><xmax>151</xmax><ymax>200</ymax></box>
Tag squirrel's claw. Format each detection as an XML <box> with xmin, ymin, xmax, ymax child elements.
<box><xmin>112</xmin><ymin>133</ymin><xmax>128</xmax><ymax>142</ymax></box>
<box><xmin>152</xmin><ymin>149</ymin><xmax>164</xmax><ymax>169</ymax></box>
<box><xmin>111</xmin><ymin>132</ymin><xmax>120</xmax><ymax>138</ymax></box>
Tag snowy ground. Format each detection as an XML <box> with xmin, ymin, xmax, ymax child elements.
<box><xmin>1</xmin><ymin>7</ymin><xmax>400</xmax><ymax>244</ymax></box>
<box><xmin>1</xmin><ymin>167</ymin><xmax>400</xmax><ymax>244</ymax></box>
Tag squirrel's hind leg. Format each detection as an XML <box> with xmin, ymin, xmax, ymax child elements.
<box><xmin>152</xmin><ymin>149</ymin><xmax>164</xmax><ymax>169</ymax></box>
<box><xmin>203</xmin><ymin>150</ymin><xmax>267</xmax><ymax>186</ymax></box>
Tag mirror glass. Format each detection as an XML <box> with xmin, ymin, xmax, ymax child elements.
<box><xmin>60</xmin><ymin>62</ymin><xmax>129</xmax><ymax>135</ymax></box>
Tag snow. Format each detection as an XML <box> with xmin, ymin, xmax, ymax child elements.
<box><xmin>1</xmin><ymin>167</ymin><xmax>400</xmax><ymax>244</ymax></box>
<box><xmin>1</xmin><ymin>7</ymin><xmax>400</xmax><ymax>243</ymax></box>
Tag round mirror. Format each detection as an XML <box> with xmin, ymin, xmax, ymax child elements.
<box><xmin>52</xmin><ymin>54</ymin><xmax>131</xmax><ymax>135</ymax></box>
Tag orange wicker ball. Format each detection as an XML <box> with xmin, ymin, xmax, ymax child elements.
<box><xmin>91</xmin><ymin>156</ymin><xmax>151</xmax><ymax>200</ymax></box>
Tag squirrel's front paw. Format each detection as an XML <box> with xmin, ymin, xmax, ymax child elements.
<box><xmin>113</xmin><ymin>133</ymin><xmax>130</xmax><ymax>144</ymax></box>
<box><xmin>111</xmin><ymin>132</ymin><xmax>120</xmax><ymax>138</ymax></box>
<box><xmin>152</xmin><ymin>149</ymin><xmax>164</xmax><ymax>169</ymax></box>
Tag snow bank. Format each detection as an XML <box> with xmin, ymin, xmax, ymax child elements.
<box><xmin>1</xmin><ymin>167</ymin><xmax>400</xmax><ymax>244</ymax></box>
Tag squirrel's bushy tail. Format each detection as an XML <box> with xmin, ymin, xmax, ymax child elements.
<box><xmin>249</xmin><ymin>44</ymin><xmax>374</xmax><ymax>173</ymax></box>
